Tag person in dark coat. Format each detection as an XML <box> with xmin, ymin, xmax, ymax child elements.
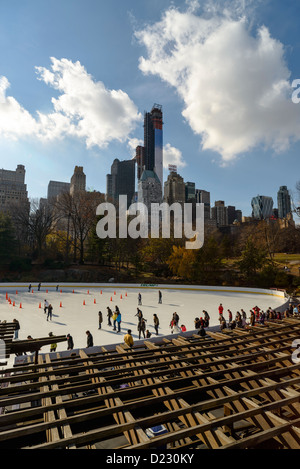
<box><xmin>13</xmin><ymin>319</ymin><xmax>20</xmax><ymax>339</ymax></box>
<box><xmin>153</xmin><ymin>314</ymin><xmax>159</xmax><ymax>335</ymax></box>
<box><xmin>107</xmin><ymin>307</ymin><xmax>113</xmax><ymax>326</ymax></box>
<box><xmin>138</xmin><ymin>293</ymin><xmax>142</xmax><ymax>305</ymax></box>
<box><xmin>47</xmin><ymin>304</ymin><xmax>53</xmax><ymax>321</ymax></box>
<box><xmin>158</xmin><ymin>290</ymin><xmax>162</xmax><ymax>304</ymax></box>
<box><xmin>98</xmin><ymin>311</ymin><xmax>103</xmax><ymax>329</ymax></box>
<box><xmin>138</xmin><ymin>318</ymin><xmax>146</xmax><ymax>339</ymax></box>
<box><xmin>194</xmin><ymin>317</ymin><xmax>201</xmax><ymax>329</ymax></box>
<box><xmin>86</xmin><ymin>330</ymin><xmax>93</xmax><ymax>347</ymax></box>
<box><xmin>67</xmin><ymin>334</ymin><xmax>74</xmax><ymax>350</ymax></box>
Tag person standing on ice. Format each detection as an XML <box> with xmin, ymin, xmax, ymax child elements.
<box><xmin>158</xmin><ymin>290</ymin><xmax>162</xmax><ymax>304</ymax></box>
<box><xmin>138</xmin><ymin>293</ymin><xmax>142</xmax><ymax>305</ymax></box>
<box><xmin>218</xmin><ymin>304</ymin><xmax>224</xmax><ymax>315</ymax></box>
<box><xmin>137</xmin><ymin>318</ymin><xmax>146</xmax><ymax>339</ymax></box>
<box><xmin>107</xmin><ymin>307</ymin><xmax>113</xmax><ymax>326</ymax></box>
<box><xmin>153</xmin><ymin>314</ymin><xmax>159</xmax><ymax>335</ymax></box>
<box><xmin>86</xmin><ymin>330</ymin><xmax>93</xmax><ymax>347</ymax></box>
<box><xmin>13</xmin><ymin>319</ymin><xmax>20</xmax><ymax>339</ymax></box>
<box><xmin>67</xmin><ymin>334</ymin><xmax>74</xmax><ymax>350</ymax></box>
<box><xmin>44</xmin><ymin>299</ymin><xmax>49</xmax><ymax>314</ymax></box>
<box><xmin>28</xmin><ymin>284</ymin><xmax>32</xmax><ymax>292</ymax></box>
<box><xmin>47</xmin><ymin>304</ymin><xmax>53</xmax><ymax>321</ymax></box>
<box><xmin>98</xmin><ymin>311</ymin><xmax>103</xmax><ymax>329</ymax></box>
<box><xmin>116</xmin><ymin>311</ymin><xmax>122</xmax><ymax>333</ymax></box>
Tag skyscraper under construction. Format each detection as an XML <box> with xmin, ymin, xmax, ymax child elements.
<box><xmin>136</xmin><ymin>104</ymin><xmax>163</xmax><ymax>189</ymax></box>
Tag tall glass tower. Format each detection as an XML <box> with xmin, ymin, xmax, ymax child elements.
<box><xmin>251</xmin><ymin>195</ymin><xmax>273</xmax><ymax>219</ymax></box>
<box><xmin>142</xmin><ymin>104</ymin><xmax>163</xmax><ymax>188</ymax></box>
<box><xmin>277</xmin><ymin>186</ymin><xmax>291</xmax><ymax>219</ymax></box>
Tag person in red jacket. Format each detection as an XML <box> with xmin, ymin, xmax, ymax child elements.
<box><xmin>218</xmin><ymin>303</ymin><xmax>224</xmax><ymax>315</ymax></box>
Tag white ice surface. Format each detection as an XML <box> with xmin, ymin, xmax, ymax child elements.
<box><xmin>0</xmin><ymin>283</ymin><xmax>288</xmax><ymax>368</ymax></box>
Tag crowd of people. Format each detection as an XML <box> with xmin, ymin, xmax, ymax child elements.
<box><xmin>5</xmin><ymin>287</ymin><xmax>300</xmax><ymax>357</ymax></box>
<box><xmin>217</xmin><ymin>302</ymin><xmax>300</xmax><ymax>331</ymax></box>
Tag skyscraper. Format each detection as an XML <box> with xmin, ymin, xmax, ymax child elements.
<box><xmin>277</xmin><ymin>186</ymin><xmax>292</xmax><ymax>219</ymax></box>
<box><xmin>164</xmin><ymin>172</ymin><xmax>186</xmax><ymax>206</ymax></box>
<box><xmin>47</xmin><ymin>181</ymin><xmax>70</xmax><ymax>201</ymax></box>
<box><xmin>106</xmin><ymin>158</ymin><xmax>136</xmax><ymax>209</ymax></box>
<box><xmin>251</xmin><ymin>195</ymin><xmax>273</xmax><ymax>220</ymax></box>
<box><xmin>0</xmin><ymin>164</ymin><xmax>29</xmax><ymax>219</ymax></box>
<box><xmin>195</xmin><ymin>189</ymin><xmax>211</xmax><ymax>220</ymax></box>
<box><xmin>143</xmin><ymin>104</ymin><xmax>163</xmax><ymax>188</ymax></box>
<box><xmin>211</xmin><ymin>201</ymin><xmax>228</xmax><ymax>227</ymax></box>
<box><xmin>70</xmin><ymin>166</ymin><xmax>86</xmax><ymax>195</ymax></box>
<box><xmin>137</xmin><ymin>104</ymin><xmax>163</xmax><ymax>204</ymax></box>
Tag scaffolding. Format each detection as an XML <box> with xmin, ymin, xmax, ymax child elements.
<box><xmin>0</xmin><ymin>318</ymin><xmax>300</xmax><ymax>449</ymax></box>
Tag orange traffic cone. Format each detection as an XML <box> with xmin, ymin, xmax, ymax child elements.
<box><xmin>73</xmin><ymin>289</ymin><xmax>74</xmax><ymax>293</ymax></box>
<box><xmin>110</xmin><ymin>297</ymin><xmax>112</xmax><ymax>302</ymax></box>
<box><xmin>6</xmin><ymin>292</ymin><xmax>7</xmax><ymax>300</ymax></box>
<box><xmin>13</xmin><ymin>301</ymin><xmax>15</xmax><ymax>307</ymax></box>
<box><xmin>94</xmin><ymin>298</ymin><xmax>96</xmax><ymax>304</ymax></box>
<box><xmin>83</xmin><ymin>300</ymin><xmax>85</xmax><ymax>305</ymax></box>
<box><xmin>39</xmin><ymin>302</ymin><xmax>41</xmax><ymax>309</ymax></box>
<box><xmin>60</xmin><ymin>301</ymin><xmax>62</xmax><ymax>307</ymax></box>
<box><xmin>46</xmin><ymin>289</ymin><xmax>48</xmax><ymax>293</ymax></box>
<box><xmin>16</xmin><ymin>290</ymin><xmax>18</xmax><ymax>295</ymax></box>
<box><xmin>100</xmin><ymin>290</ymin><xmax>102</xmax><ymax>295</ymax></box>
<box><xmin>114</xmin><ymin>291</ymin><xmax>116</xmax><ymax>295</ymax></box>
<box><xmin>120</xmin><ymin>294</ymin><xmax>122</xmax><ymax>300</ymax></box>
<box><xmin>87</xmin><ymin>290</ymin><xmax>89</xmax><ymax>294</ymax></box>
<box><xmin>19</xmin><ymin>303</ymin><xmax>22</xmax><ymax>309</ymax></box>
<box><xmin>125</xmin><ymin>292</ymin><xmax>127</xmax><ymax>297</ymax></box>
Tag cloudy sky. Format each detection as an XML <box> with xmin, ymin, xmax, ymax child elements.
<box><xmin>0</xmin><ymin>0</ymin><xmax>300</xmax><ymax>216</ymax></box>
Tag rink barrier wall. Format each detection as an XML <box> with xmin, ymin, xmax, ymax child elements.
<box><xmin>0</xmin><ymin>282</ymin><xmax>288</xmax><ymax>299</ymax></box>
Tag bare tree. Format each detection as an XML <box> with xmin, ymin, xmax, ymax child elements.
<box><xmin>54</xmin><ymin>191</ymin><xmax>104</xmax><ymax>264</ymax></box>
<box><xmin>12</xmin><ymin>198</ymin><xmax>57</xmax><ymax>258</ymax></box>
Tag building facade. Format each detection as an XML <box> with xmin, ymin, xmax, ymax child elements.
<box><xmin>0</xmin><ymin>164</ymin><xmax>29</xmax><ymax>218</ymax></box>
<box><xmin>251</xmin><ymin>195</ymin><xmax>274</xmax><ymax>220</ymax></box>
<box><xmin>277</xmin><ymin>186</ymin><xmax>292</xmax><ymax>219</ymax></box>
<box><xmin>164</xmin><ymin>172</ymin><xmax>186</xmax><ymax>206</ymax></box>
<box><xmin>70</xmin><ymin>166</ymin><xmax>86</xmax><ymax>195</ymax></box>
<box><xmin>47</xmin><ymin>181</ymin><xmax>70</xmax><ymax>201</ymax></box>
<box><xmin>106</xmin><ymin>158</ymin><xmax>136</xmax><ymax>209</ymax></box>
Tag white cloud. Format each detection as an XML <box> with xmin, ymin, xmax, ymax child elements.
<box><xmin>0</xmin><ymin>58</ymin><xmax>142</xmax><ymax>149</ymax></box>
<box><xmin>0</xmin><ymin>76</ymin><xmax>39</xmax><ymax>138</ymax></box>
<box><xmin>135</xmin><ymin>2</ymin><xmax>300</xmax><ymax>163</ymax></box>
<box><xmin>35</xmin><ymin>58</ymin><xmax>142</xmax><ymax>148</ymax></box>
<box><xmin>163</xmin><ymin>143</ymin><xmax>186</xmax><ymax>169</ymax></box>
<box><xmin>127</xmin><ymin>137</ymin><xmax>143</xmax><ymax>158</ymax></box>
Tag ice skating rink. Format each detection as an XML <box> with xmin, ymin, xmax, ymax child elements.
<box><xmin>0</xmin><ymin>283</ymin><xmax>288</xmax><ymax>357</ymax></box>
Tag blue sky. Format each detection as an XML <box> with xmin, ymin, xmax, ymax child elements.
<box><xmin>0</xmin><ymin>0</ymin><xmax>300</xmax><ymax>217</ymax></box>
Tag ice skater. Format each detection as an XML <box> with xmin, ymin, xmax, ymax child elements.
<box><xmin>86</xmin><ymin>330</ymin><xmax>93</xmax><ymax>347</ymax></box>
<box><xmin>153</xmin><ymin>314</ymin><xmax>159</xmax><ymax>335</ymax></box>
<box><xmin>44</xmin><ymin>299</ymin><xmax>49</xmax><ymax>314</ymax></box>
<box><xmin>138</xmin><ymin>292</ymin><xmax>142</xmax><ymax>305</ymax></box>
<box><xmin>107</xmin><ymin>306</ymin><xmax>113</xmax><ymax>326</ymax></box>
<box><xmin>47</xmin><ymin>304</ymin><xmax>53</xmax><ymax>321</ymax></box>
<box><xmin>98</xmin><ymin>311</ymin><xmax>103</xmax><ymax>329</ymax></box>
<box><xmin>158</xmin><ymin>290</ymin><xmax>162</xmax><ymax>304</ymax></box>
